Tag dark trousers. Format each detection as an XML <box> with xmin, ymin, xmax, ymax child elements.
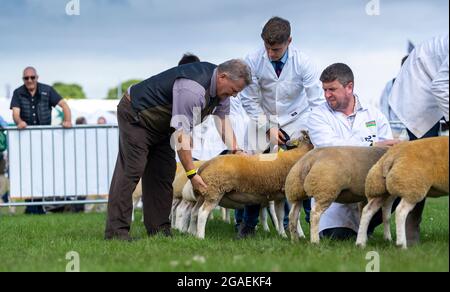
<box><xmin>235</xmin><ymin>199</ymin><xmax>311</xmax><ymax>230</ymax></box>
<box><xmin>105</xmin><ymin>97</ymin><xmax>176</xmax><ymax>238</ymax></box>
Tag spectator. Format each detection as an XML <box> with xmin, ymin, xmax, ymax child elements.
<box><xmin>97</xmin><ymin>116</ymin><xmax>107</xmax><ymax>125</ymax></box>
<box><xmin>76</xmin><ymin>116</ymin><xmax>87</xmax><ymax>125</ymax></box>
<box><xmin>10</xmin><ymin>66</ymin><xmax>73</xmax><ymax>214</ymax></box>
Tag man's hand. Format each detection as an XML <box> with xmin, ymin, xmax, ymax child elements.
<box><xmin>62</xmin><ymin>120</ymin><xmax>73</xmax><ymax>128</ymax></box>
<box><xmin>267</xmin><ymin>127</ymin><xmax>286</xmax><ymax>145</ymax></box>
<box><xmin>190</xmin><ymin>174</ymin><xmax>208</xmax><ymax>191</ymax></box>
<box><xmin>373</xmin><ymin>139</ymin><xmax>402</xmax><ymax>147</ymax></box>
<box><xmin>17</xmin><ymin>121</ymin><xmax>27</xmax><ymax>129</ymax></box>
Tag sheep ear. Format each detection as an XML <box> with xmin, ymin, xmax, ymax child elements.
<box><xmin>300</xmin><ymin>130</ymin><xmax>311</xmax><ymax>144</ymax></box>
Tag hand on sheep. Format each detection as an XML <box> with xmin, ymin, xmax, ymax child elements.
<box><xmin>190</xmin><ymin>174</ymin><xmax>208</xmax><ymax>191</ymax></box>
<box><xmin>267</xmin><ymin>127</ymin><xmax>287</xmax><ymax>146</ymax></box>
<box><xmin>373</xmin><ymin>139</ymin><xmax>402</xmax><ymax>147</ymax></box>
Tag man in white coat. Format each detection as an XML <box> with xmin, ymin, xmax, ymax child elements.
<box><xmin>308</xmin><ymin>63</ymin><xmax>400</xmax><ymax>240</ymax></box>
<box><xmin>237</xmin><ymin>16</ymin><xmax>324</xmax><ymax>238</ymax></box>
<box><xmin>388</xmin><ymin>34</ymin><xmax>449</xmax><ymax>245</ymax></box>
<box><xmin>389</xmin><ymin>34</ymin><xmax>448</xmax><ymax>140</ymax></box>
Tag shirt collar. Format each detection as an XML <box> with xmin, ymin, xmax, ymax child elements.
<box><xmin>270</xmin><ymin>48</ymin><xmax>289</xmax><ymax>65</ymax></box>
<box><xmin>210</xmin><ymin>68</ymin><xmax>217</xmax><ymax>98</ymax></box>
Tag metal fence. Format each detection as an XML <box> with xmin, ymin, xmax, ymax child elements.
<box><xmin>0</xmin><ymin>120</ymin><xmax>448</xmax><ymax>208</ymax></box>
<box><xmin>0</xmin><ymin>125</ymin><xmax>118</xmax><ymax>207</ymax></box>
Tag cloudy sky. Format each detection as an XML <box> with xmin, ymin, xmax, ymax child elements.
<box><xmin>0</xmin><ymin>0</ymin><xmax>448</xmax><ymax>106</ymax></box>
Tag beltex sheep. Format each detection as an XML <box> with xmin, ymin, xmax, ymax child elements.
<box><xmin>285</xmin><ymin>146</ymin><xmax>388</xmax><ymax>243</ymax></box>
<box><xmin>356</xmin><ymin>136</ymin><xmax>449</xmax><ymax>249</ymax></box>
<box><xmin>189</xmin><ymin>131</ymin><xmax>313</xmax><ymax>239</ymax></box>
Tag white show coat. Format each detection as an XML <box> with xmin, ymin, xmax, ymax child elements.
<box><xmin>379</xmin><ymin>79</ymin><xmax>406</xmax><ymax>138</ymax></box>
<box><xmin>190</xmin><ymin>97</ymin><xmax>250</xmax><ymax>161</ymax></box>
<box><xmin>307</xmin><ymin>96</ymin><xmax>393</xmax><ymax>233</ymax></box>
<box><xmin>239</xmin><ymin>45</ymin><xmax>324</xmax><ymax>144</ymax></box>
<box><xmin>389</xmin><ymin>34</ymin><xmax>449</xmax><ymax>138</ymax></box>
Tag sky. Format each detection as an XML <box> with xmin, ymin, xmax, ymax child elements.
<box><xmin>0</xmin><ymin>0</ymin><xmax>448</xmax><ymax>106</ymax></box>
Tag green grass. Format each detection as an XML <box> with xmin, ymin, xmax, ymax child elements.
<box><xmin>0</xmin><ymin>197</ymin><xmax>448</xmax><ymax>272</ymax></box>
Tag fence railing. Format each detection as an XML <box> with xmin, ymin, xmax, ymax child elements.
<box><xmin>0</xmin><ymin>125</ymin><xmax>118</xmax><ymax>207</ymax></box>
<box><xmin>1</xmin><ymin>120</ymin><xmax>448</xmax><ymax>208</ymax></box>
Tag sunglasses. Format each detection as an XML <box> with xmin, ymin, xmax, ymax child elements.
<box><xmin>23</xmin><ymin>76</ymin><xmax>36</xmax><ymax>81</ymax></box>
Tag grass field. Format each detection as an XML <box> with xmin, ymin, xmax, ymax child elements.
<box><xmin>0</xmin><ymin>197</ymin><xmax>448</xmax><ymax>272</ymax></box>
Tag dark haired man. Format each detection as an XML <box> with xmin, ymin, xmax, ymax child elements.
<box><xmin>236</xmin><ymin>16</ymin><xmax>324</xmax><ymax>238</ymax></box>
<box><xmin>308</xmin><ymin>63</ymin><xmax>400</xmax><ymax>240</ymax></box>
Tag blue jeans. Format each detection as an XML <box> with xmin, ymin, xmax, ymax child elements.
<box><xmin>235</xmin><ymin>204</ymin><xmax>260</xmax><ymax>229</ymax></box>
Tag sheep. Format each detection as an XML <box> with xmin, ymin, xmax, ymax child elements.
<box><xmin>189</xmin><ymin>131</ymin><xmax>313</xmax><ymax>239</ymax></box>
<box><xmin>181</xmin><ymin>180</ymin><xmax>281</xmax><ymax>234</ymax></box>
<box><xmin>285</xmin><ymin>146</ymin><xmax>388</xmax><ymax>244</ymax></box>
<box><xmin>172</xmin><ymin>161</ymin><xmax>206</xmax><ymax>231</ymax></box>
<box><xmin>356</xmin><ymin>136</ymin><xmax>449</xmax><ymax>249</ymax></box>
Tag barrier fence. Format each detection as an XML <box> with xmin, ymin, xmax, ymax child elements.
<box><xmin>0</xmin><ymin>125</ymin><xmax>118</xmax><ymax>207</ymax></box>
<box><xmin>0</xmin><ymin>120</ymin><xmax>448</xmax><ymax>208</ymax></box>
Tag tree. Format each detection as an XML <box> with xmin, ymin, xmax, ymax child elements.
<box><xmin>107</xmin><ymin>79</ymin><xmax>142</xmax><ymax>99</ymax></box>
<box><xmin>53</xmin><ymin>82</ymin><xmax>86</xmax><ymax>99</ymax></box>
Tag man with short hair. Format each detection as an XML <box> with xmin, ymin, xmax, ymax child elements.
<box><xmin>10</xmin><ymin>67</ymin><xmax>72</xmax><ymax>214</ymax></box>
<box><xmin>237</xmin><ymin>16</ymin><xmax>324</xmax><ymax>238</ymax></box>
<box><xmin>308</xmin><ymin>63</ymin><xmax>400</xmax><ymax>240</ymax></box>
<box><xmin>10</xmin><ymin>67</ymin><xmax>72</xmax><ymax>129</ymax></box>
<box><xmin>105</xmin><ymin>59</ymin><xmax>252</xmax><ymax>241</ymax></box>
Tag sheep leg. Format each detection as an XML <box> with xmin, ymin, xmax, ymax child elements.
<box><xmin>395</xmin><ymin>199</ymin><xmax>416</xmax><ymax>249</ymax></box>
<box><xmin>289</xmin><ymin>200</ymin><xmax>304</xmax><ymax>242</ymax></box>
<box><xmin>274</xmin><ymin>200</ymin><xmax>287</xmax><ymax>238</ymax></box>
<box><xmin>170</xmin><ymin>197</ymin><xmax>181</xmax><ymax>228</ymax></box>
<box><xmin>356</xmin><ymin>197</ymin><xmax>385</xmax><ymax>248</ymax></box>
<box><xmin>175</xmin><ymin>199</ymin><xmax>189</xmax><ymax>231</ymax></box>
<box><xmin>181</xmin><ymin>202</ymin><xmax>195</xmax><ymax>233</ymax></box>
<box><xmin>132</xmin><ymin>197</ymin><xmax>141</xmax><ymax>222</ymax></box>
<box><xmin>188</xmin><ymin>197</ymin><xmax>204</xmax><ymax>236</ymax></box>
<box><xmin>176</xmin><ymin>200</ymin><xmax>194</xmax><ymax>233</ymax></box>
<box><xmin>260</xmin><ymin>206</ymin><xmax>270</xmax><ymax>232</ymax></box>
<box><xmin>310</xmin><ymin>201</ymin><xmax>332</xmax><ymax>244</ymax></box>
<box><xmin>197</xmin><ymin>200</ymin><xmax>219</xmax><ymax>239</ymax></box>
<box><xmin>268</xmin><ymin>201</ymin><xmax>280</xmax><ymax>232</ymax></box>
<box><xmin>221</xmin><ymin>207</ymin><xmax>231</xmax><ymax>224</ymax></box>
<box><xmin>382</xmin><ymin>196</ymin><xmax>397</xmax><ymax>241</ymax></box>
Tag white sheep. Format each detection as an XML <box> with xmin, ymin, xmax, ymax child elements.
<box><xmin>285</xmin><ymin>146</ymin><xmax>388</xmax><ymax>243</ymax></box>
<box><xmin>356</xmin><ymin>136</ymin><xmax>449</xmax><ymax>249</ymax></box>
<box><xmin>190</xmin><ymin>132</ymin><xmax>313</xmax><ymax>239</ymax></box>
